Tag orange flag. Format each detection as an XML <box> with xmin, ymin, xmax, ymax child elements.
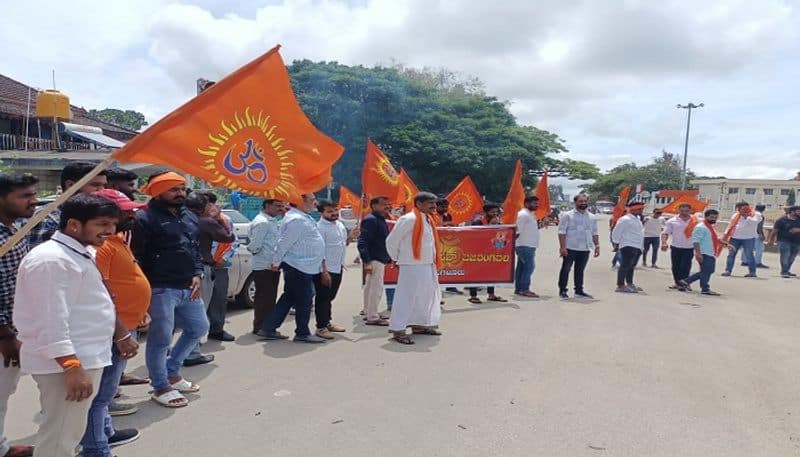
<box><xmin>338</xmin><ymin>185</ymin><xmax>362</xmax><ymax>216</ymax></box>
<box><xmin>533</xmin><ymin>169</ymin><xmax>551</xmax><ymax>220</ymax></box>
<box><xmin>362</xmin><ymin>139</ymin><xmax>399</xmax><ymax>199</ymax></box>
<box><xmin>611</xmin><ymin>186</ymin><xmax>632</xmax><ymax>227</ymax></box>
<box><xmin>446</xmin><ymin>176</ymin><xmax>483</xmax><ymax>226</ymax></box>
<box><xmin>394</xmin><ymin>168</ymin><xmax>419</xmax><ymax>212</ymax></box>
<box><xmin>659</xmin><ymin>194</ymin><xmax>710</xmax><ymax>214</ymax></box>
<box><xmin>113</xmin><ymin>45</ymin><xmax>343</xmax><ymax>203</ymax></box>
<box><xmin>501</xmin><ymin>160</ymin><xmax>525</xmax><ymax>224</ymax></box>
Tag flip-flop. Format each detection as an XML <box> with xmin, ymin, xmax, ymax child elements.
<box><xmin>467</xmin><ymin>297</ymin><xmax>482</xmax><ymax>304</ymax></box>
<box><xmin>170</xmin><ymin>378</ymin><xmax>200</xmax><ymax>393</ymax></box>
<box><xmin>151</xmin><ymin>390</ymin><xmax>188</xmax><ymax>408</ymax></box>
<box><xmin>365</xmin><ymin>319</ymin><xmax>389</xmax><ymax>326</ymax></box>
<box><xmin>392</xmin><ymin>334</ymin><xmax>415</xmax><ymax>345</ymax></box>
<box><xmin>487</xmin><ymin>296</ymin><xmax>508</xmax><ymax>302</ymax></box>
<box><xmin>411</xmin><ymin>327</ymin><xmax>442</xmax><ymax>335</ymax></box>
<box><xmin>119</xmin><ymin>374</ymin><xmax>150</xmax><ymax>386</ymax></box>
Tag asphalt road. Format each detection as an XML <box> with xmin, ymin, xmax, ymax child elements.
<box><xmin>7</xmin><ymin>217</ymin><xmax>800</xmax><ymax>456</ymax></box>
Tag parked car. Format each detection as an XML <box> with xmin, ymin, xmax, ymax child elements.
<box><xmin>221</xmin><ymin>208</ymin><xmax>257</xmax><ymax>308</ymax></box>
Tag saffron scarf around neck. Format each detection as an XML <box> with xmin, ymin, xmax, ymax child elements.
<box><xmin>683</xmin><ymin>215</ymin><xmax>699</xmax><ymax>238</ymax></box>
<box><xmin>705</xmin><ymin>220</ymin><xmax>723</xmax><ymax>256</ymax></box>
<box><xmin>412</xmin><ymin>207</ymin><xmax>442</xmax><ymax>269</ymax></box>
<box><xmin>722</xmin><ymin>208</ymin><xmax>752</xmax><ymax>242</ymax></box>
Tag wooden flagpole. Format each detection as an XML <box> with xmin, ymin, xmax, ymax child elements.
<box><xmin>0</xmin><ymin>155</ymin><xmax>116</xmax><ymax>257</ymax></box>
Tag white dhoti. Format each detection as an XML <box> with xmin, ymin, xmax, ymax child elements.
<box><xmin>389</xmin><ymin>263</ymin><xmax>442</xmax><ymax>332</ymax></box>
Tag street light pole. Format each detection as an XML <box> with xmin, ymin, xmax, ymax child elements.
<box><xmin>676</xmin><ymin>102</ymin><xmax>704</xmax><ymax>190</ymax></box>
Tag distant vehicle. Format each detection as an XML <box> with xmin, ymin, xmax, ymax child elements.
<box><xmin>595</xmin><ymin>200</ymin><xmax>614</xmax><ymax>214</ymax></box>
<box><xmin>220</xmin><ymin>208</ymin><xmax>256</xmax><ymax>308</ymax></box>
<box><xmin>339</xmin><ymin>206</ymin><xmax>358</xmax><ymax>232</ymax></box>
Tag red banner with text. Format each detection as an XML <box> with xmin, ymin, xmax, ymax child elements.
<box><xmin>383</xmin><ymin>225</ymin><xmax>516</xmax><ymax>286</ymax></box>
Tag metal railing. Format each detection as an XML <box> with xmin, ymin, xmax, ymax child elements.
<box><xmin>0</xmin><ymin>133</ymin><xmax>91</xmax><ymax>151</ymax></box>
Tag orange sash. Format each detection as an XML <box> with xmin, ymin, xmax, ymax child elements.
<box><xmin>412</xmin><ymin>207</ymin><xmax>441</xmax><ymax>269</ymax></box>
<box><xmin>212</xmin><ymin>215</ymin><xmax>233</xmax><ymax>263</ymax></box>
<box><xmin>722</xmin><ymin>212</ymin><xmax>744</xmax><ymax>243</ymax></box>
<box><xmin>706</xmin><ymin>220</ymin><xmax>723</xmax><ymax>256</ymax></box>
<box><xmin>683</xmin><ymin>215</ymin><xmax>699</xmax><ymax>238</ymax></box>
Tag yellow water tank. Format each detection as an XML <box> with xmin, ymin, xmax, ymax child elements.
<box><xmin>35</xmin><ymin>89</ymin><xmax>71</xmax><ymax>119</ymax></box>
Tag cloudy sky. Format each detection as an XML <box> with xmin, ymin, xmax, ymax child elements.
<box><xmin>3</xmin><ymin>0</ymin><xmax>799</xmax><ymax>190</ymax></box>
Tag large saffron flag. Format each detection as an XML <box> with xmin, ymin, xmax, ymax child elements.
<box><xmin>611</xmin><ymin>186</ymin><xmax>632</xmax><ymax>227</ymax></box>
<box><xmin>394</xmin><ymin>168</ymin><xmax>419</xmax><ymax>211</ymax></box>
<box><xmin>659</xmin><ymin>195</ymin><xmax>710</xmax><ymax>214</ymax></box>
<box><xmin>338</xmin><ymin>185</ymin><xmax>362</xmax><ymax>216</ymax></box>
<box><xmin>446</xmin><ymin>176</ymin><xmax>483</xmax><ymax>226</ymax></box>
<box><xmin>362</xmin><ymin>139</ymin><xmax>399</xmax><ymax>199</ymax></box>
<box><xmin>113</xmin><ymin>45</ymin><xmax>343</xmax><ymax>203</ymax></box>
<box><xmin>533</xmin><ymin>169</ymin><xmax>551</xmax><ymax>220</ymax></box>
<box><xmin>501</xmin><ymin>160</ymin><xmax>525</xmax><ymax>224</ymax></box>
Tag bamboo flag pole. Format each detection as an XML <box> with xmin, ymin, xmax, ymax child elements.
<box><xmin>0</xmin><ymin>155</ymin><xmax>116</xmax><ymax>257</ymax></box>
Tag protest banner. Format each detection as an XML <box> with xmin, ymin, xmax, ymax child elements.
<box><xmin>382</xmin><ymin>224</ymin><xmax>516</xmax><ymax>287</ymax></box>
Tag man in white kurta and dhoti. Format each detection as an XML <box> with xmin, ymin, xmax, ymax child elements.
<box><xmin>385</xmin><ymin>192</ymin><xmax>442</xmax><ymax>345</ymax></box>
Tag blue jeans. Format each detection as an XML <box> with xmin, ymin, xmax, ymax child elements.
<box><xmin>753</xmin><ymin>237</ymin><xmax>765</xmax><ymax>265</ymax></box>
<box><xmin>725</xmin><ymin>237</ymin><xmax>756</xmax><ymax>275</ymax></box>
<box><xmin>686</xmin><ymin>254</ymin><xmax>716</xmax><ymax>292</ymax></box>
<box><xmin>514</xmin><ymin>246</ymin><xmax>536</xmax><ymax>292</ymax></box>
<box><xmin>261</xmin><ymin>263</ymin><xmax>314</xmax><ymax>337</ymax></box>
<box><xmin>611</xmin><ymin>251</ymin><xmax>621</xmax><ymax>267</ymax></box>
<box><xmin>146</xmin><ymin>288</ymin><xmax>209</xmax><ymax>391</ymax></box>
<box><xmin>779</xmin><ymin>241</ymin><xmax>800</xmax><ymax>274</ymax></box>
<box><xmin>385</xmin><ymin>288</ymin><xmax>395</xmax><ymax>310</ymax></box>
<box><xmin>80</xmin><ymin>331</ymin><xmax>136</xmax><ymax>457</ymax></box>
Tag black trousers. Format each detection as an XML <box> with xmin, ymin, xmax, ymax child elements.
<box><xmin>670</xmin><ymin>247</ymin><xmax>694</xmax><ymax>284</ymax></box>
<box><xmin>313</xmin><ymin>272</ymin><xmax>343</xmax><ymax>329</ymax></box>
<box><xmin>617</xmin><ymin>247</ymin><xmax>642</xmax><ymax>286</ymax></box>
<box><xmin>642</xmin><ymin>237</ymin><xmax>660</xmax><ymax>265</ymax></box>
<box><xmin>468</xmin><ymin>286</ymin><xmax>495</xmax><ymax>297</ymax></box>
<box><xmin>253</xmin><ymin>269</ymin><xmax>280</xmax><ymax>332</ymax></box>
<box><xmin>558</xmin><ymin>249</ymin><xmax>590</xmax><ymax>293</ymax></box>
<box><xmin>208</xmin><ymin>268</ymin><xmax>229</xmax><ymax>334</ymax></box>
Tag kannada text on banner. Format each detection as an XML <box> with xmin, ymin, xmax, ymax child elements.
<box><xmin>383</xmin><ymin>224</ymin><xmax>516</xmax><ymax>287</ymax></box>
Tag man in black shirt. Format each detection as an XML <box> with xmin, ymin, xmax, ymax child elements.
<box><xmin>768</xmin><ymin>205</ymin><xmax>800</xmax><ymax>278</ymax></box>
<box><xmin>357</xmin><ymin>196</ymin><xmax>391</xmax><ymax>325</ymax></box>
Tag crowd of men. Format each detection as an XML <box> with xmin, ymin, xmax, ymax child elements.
<box><xmin>1</xmin><ymin>162</ymin><xmax>799</xmax><ymax>456</ymax></box>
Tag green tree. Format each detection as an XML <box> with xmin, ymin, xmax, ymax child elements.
<box><xmin>87</xmin><ymin>108</ymin><xmax>148</xmax><ymax>131</ymax></box>
<box><xmin>287</xmin><ymin>61</ymin><xmax>582</xmax><ymax>201</ymax></box>
<box><xmin>584</xmin><ymin>150</ymin><xmax>695</xmax><ymax>199</ymax></box>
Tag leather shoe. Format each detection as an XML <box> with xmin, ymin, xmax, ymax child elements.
<box><xmin>326</xmin><ymin>323</ymin><xmax>346</xmax><ymax>332</ymax></box>
<box><xmin>183</xmin><ymin>354</ymin><xmax>215</xmax><ymax>367</ymax></box>
<box><xmin>4</xmin><ymin>445</ymin><xmax>33</xmax><ymax>457</ymax></box>
<box><xmin>208</xmin><ymin>331</ymin><xmax>235</xmax><ymax>342</ymax></box>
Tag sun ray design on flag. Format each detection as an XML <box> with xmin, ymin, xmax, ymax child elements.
<box><xmin>374</xmin><ymin>156</ymin><xmax>398</xmax><ymax>186</ymax></box>
<box><xmin>197</xmin><ymin>107</ymin><xmax>296</xmax><ymax>198</ymax></box>
<box><xmin>450</xmin><ymin>191</ymin><xmax>475</xmax><ymax>216</ymax></box>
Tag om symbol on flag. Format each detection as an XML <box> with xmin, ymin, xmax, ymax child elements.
<box><xmin>223</xmin><ymin>138</ymin><xmax>268</xmax><ymax>184</ymax></box>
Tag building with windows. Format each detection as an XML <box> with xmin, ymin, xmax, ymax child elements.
<box><xmin>691</xmin><ymin>177</ymin><xmax>800</xmax><ymax>215</ymax></box>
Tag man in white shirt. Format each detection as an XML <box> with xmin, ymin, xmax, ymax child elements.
<box><xmin>641</xmin><ymin>209</ymin><xmax>665</xmax><ymax>268</ymax></box>
<box><xmin>15</xmin><ymin>194</ymin><xmax>122</xmax><ymax>457</ymax></box>
<box><xmin>247</xmin><ymin>199</ymin><xmax>285</xmax><ymax>334</ymax></box>
<box><xmin>612</xmin><ymin>202</ymin><xmax>645</xmax><ymax>293</ymax></box>
<box><xmin>313</xmin><ymin>200</ymin><xmax>357</xmax><ymax>340</ymax></box>
<box><xmin>722</xmin><ymin>201</ymin><xmax>763</xmax><ymax>277</ymax></box>
<box><xmin>557</xmin><ymin>194</ymin><xmax>600</xmax><ymax>300</ymax></box>
<box><xmin>386</xmin><ymin>192</ymin><xmax>442</xmax><ymax>344</ymax></box>
<box><xmin>515</xmin><ymin>196</ymin><xmax>541</xmax><ymax>297</ymax></box>
<box><xmin>661</xmin><ymin>203</ymin><xmax>696</xmax><ymax>291</ymax></box>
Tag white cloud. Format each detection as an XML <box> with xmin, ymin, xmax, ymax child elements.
<box><xmin>1</xmin><ymin>0</ymin><xmax>799</xmax><ymax>182</ymax></box>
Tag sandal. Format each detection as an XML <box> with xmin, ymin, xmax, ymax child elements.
<box><xmin>170</xmin><ymin>378</ymin><xmax>200</xmax><ymax>393</ymax></box>
<box><xmin>365</xmin><ymin>319</ymin><xmax>389</xmax><ymax>326</ymax></box>
<box><xmin>487</xmin><ymin>296</ymin><xmax>508</xmax><ymax>302</ymax></box>
<box><xmin>411</xmin><ymin>327</ymin><xmax>442</xmax><ymax>335</ymax></box>
<box><xmin>392</xmin><ymin>334</ymin><xmax>415</xmax><ymax>345</ymax></box>
<box><xmin>467</xmin><ymin>297</ymin><xmax>482</xmax><ymax>304</ymax></box>
<box><xmin>119</xmin><ymin>374</ymin><xmax>150</xmax><ymax>386</ymax></box>
<box><xmin>151</xmin><ymin>389</ymin><xmax>188</xmax><ymax>408</ymax></box>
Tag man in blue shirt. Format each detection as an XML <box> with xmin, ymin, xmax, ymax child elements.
<box><xmin>256</xmin><ymin>194</ymin><xmax>327</xmax><ymax>343</ymax></box>
<box><xmin>680</xmin><ymin>209</ymin><xmax>721</xmax><ymax>296</ymax></box>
